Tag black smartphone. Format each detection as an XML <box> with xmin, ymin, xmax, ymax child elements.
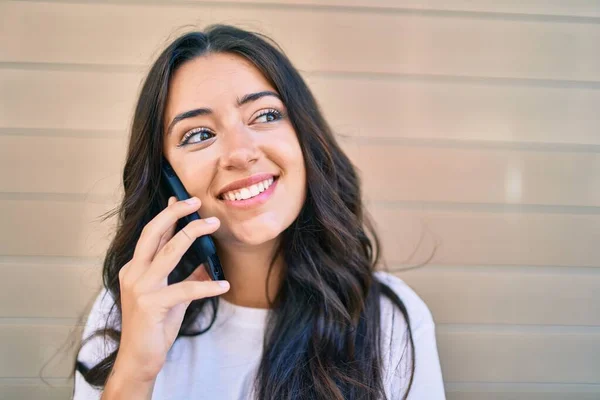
<box><xmin>161</xmin><ymin>158</ymin><xmax>225</xmax><ymax>282</ymax></box>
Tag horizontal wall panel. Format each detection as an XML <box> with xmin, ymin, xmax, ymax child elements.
<box><xmin>448</xmin><ymin>393</ymin><xmax>600</xmax><ymax>400</ymax></box>
<box><xmin>0</xmin><ymin>68</ymin><xmax>140</xmax><ymax>131</ymax></box>
<box><xmin>309</xmin><ymin>75</ymin><xmax>600</xmax><ymax>146</ymax></box>
<box><xmin>341</xmin><ymin>142</ymin><xmax>600</xmax><ymax>207</ymax></box>
<box><xmin>371</xmin><ymin>207</ymin><xmax>600</xmax><ymax>268</ymax></box>
<box><xmin>2</xmin><ymin>2</ymin><xmax>600</xmax><ymax>81</ymax></box>
<box><xmin>3</xmin><ymin>68</ymin><xmax>600</xmax><ymax>146</ymax></box>
<box><xmin>0</xmin><ymin>262</ymin><xmax>102</xmax><ymax>318</ymax></box>
<box><xmin>446</xmin><ymin>383</ymin><xmax>600</xmax><ymax>400</ymax></box>
<box><xmin>0</xmin><ymin>199</ymin><xmax>115</xmax><ymax>258</ymax></box>
<box><xmin>0</xmin><ymin>382</ymin><xmax>72</xmax><ymax>400</ymax></box>
<box><xmin>0</xmin><ymin>136</ymin><xmax>126</xmax><ymax>197</ymax></box>
<box><xmin>3</xmin><ymin>135</ymin><xmax>600</xmax><ymax>208</ymax></box>
<box><xmin>392</xmin><ymin>266</ymin><xmax>600</xmax><ymax>326</ymax></box>
<box><xmin>0</xmin><ymin>324</ymin><xmax>82</xmax><ymax>378</ymax></box>
<box><xmin>203</xmin><ymin>0</ymin><xmax>600</xmax><ymax>18</ymax></box>
<box><xmin>438</xmin><ymin>326</ymin><xmax>600</xmax><ymax>383</ymax></box>
<box><xmin>2</xmin><ymin>199</ymin><xmax>599</xmax><ymax>268</ymax></box>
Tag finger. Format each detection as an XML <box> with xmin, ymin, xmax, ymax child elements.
<box><xmin>155</xmin><ymin>196</ymin><xmax>178</xmax><ymax>252</ymax></box>
<box><xmin>132</xmin><ymin>196</ymin><xmax>202</xmax><ymax>266</ymax></box>
<box><xmin>142</xmin><ymin>217</ymin><xmax>220</xmax><ymax>285</ymax></box>
<box><xmin>173</xmin><ymin>265</ymin><xmax>212</xmax><ymax>309</ymax></box>
<box><xmin>154</xmin><ymin>280</ymin><xmax>230</xmax><ymax>310</ymax></box>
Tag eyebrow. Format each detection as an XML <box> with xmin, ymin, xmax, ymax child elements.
<box><xmin>166</xmin><ymin>90</ymin><xmax>282</xmax><ymax>136</ymax></box>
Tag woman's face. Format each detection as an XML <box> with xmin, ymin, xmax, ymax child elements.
<box><xmin>162</xmin><ymin>52</ymin><xmax>306</xmax><ymax>246</ymax></box>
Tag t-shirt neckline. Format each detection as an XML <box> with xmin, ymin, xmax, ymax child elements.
<box><xmin>216</xmin><ymin>296</ymin><xmax>270</xmax><ymax>326</ymax></box>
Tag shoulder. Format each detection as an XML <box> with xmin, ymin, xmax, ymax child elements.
<box><xmin>374</xmin><ymin>270</ymin><xmax>446</xmax><ymax>398</ymax></box>
<box><xmin>73</xmin><ymin>286</ymin><xmax>121</xmax><ymax>399</ymax></box>
<box><xmin>78</xmin><ymin>286</ymin><xmax>120</xmax><ymax>367</ymax></box>
<box><xmin>82</xmin><ymin>286</ymin><xmax>121</xmax><ymax>338</ymax></box>
<box><xmin>374</xmin><ymin>270</ymin><xmax>435</xmax><ymax>330</ymax></box>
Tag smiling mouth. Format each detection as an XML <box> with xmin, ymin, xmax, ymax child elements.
<box><xmin>218</xmin><ymin>176</ymin><xmax>279</xmax><ymax>201</ymax></box>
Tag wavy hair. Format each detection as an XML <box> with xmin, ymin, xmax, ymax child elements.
<box><xmin>71</xmin><ymin>24</ymin><xmax>415</xmax><ymax>399</ymax></box>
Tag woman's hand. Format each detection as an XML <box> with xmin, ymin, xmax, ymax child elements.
<box><xmin>114</xmin><ymin>196</ymin><xmax>229</xmax><ymax>383</ymax></box>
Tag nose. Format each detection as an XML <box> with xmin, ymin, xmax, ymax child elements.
<box><xmin>218</xmin><ymin>124</ymin><xmax>259</xmax><ymax>171</ymax></box>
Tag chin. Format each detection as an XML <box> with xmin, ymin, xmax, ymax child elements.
<box><xmin>227</xmin><ymin>214</ymin><xmax>289</xmax><ymax>246</ymax></box>
<box><xmin>238</xmin><ymin>224</ymin><xmax>282</xmax><ymax>246</ymax></box>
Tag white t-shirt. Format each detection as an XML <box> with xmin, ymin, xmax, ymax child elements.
<box><xmin>73</xmin><ymin>271</ymin><xmax>445</xmax><ymax>399</ymax></box>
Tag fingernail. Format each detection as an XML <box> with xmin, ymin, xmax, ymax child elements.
<box><xmin>217</xmin><ymin>280</ymin><xmax>229</xmax><ymax>288</ymax></box>
<box><xmin>204</xmin><ymin>217</ymin><xmax>219</xmax><ymax>224</ymax></box>
<box><xmin>185</xmin><ymin>197</ymin><xmax>199</xmax><ymax>205</ymax></box>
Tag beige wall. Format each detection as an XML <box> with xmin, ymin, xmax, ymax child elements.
<box><xmin>1</xmin><ymin>0</ymin><xmax>600</xmax><ymax>399</ymax></box>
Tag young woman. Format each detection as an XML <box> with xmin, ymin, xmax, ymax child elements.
<box><xmin>72</xmin><ymin>24</ymin><xmax>445</xmax><ymax>400</ymax></box>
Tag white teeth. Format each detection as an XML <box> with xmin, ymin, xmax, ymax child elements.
<box><xmin>240</xmin><ymin>188</ymin><xmax>252</xmax><ymax>200</ymax></box>
<box><xmin>249</xmin><ymin>184</ymin><xmax>260</xmax><ymax>196</ymax></box>
<box><xmin>222</xmin><ymin>177</ymin><xmax>276</xmax><ymax>201</ymax></box>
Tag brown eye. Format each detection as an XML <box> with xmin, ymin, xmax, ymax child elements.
<box><xmin>254</xmin><ymin>109</ymin><xmax>283</xmax><ymax>123</ymax></box>
<box><xmin>178</xmin><ymin>128</ymin><xmax>215</xmax><ymax>147</ymax></box>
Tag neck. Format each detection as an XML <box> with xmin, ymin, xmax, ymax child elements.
<box><xmin>215</xmin><ymin>238</ymin><xmax>284</xmax><ymax>309</ymax></box>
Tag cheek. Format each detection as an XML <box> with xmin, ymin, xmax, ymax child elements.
<box><xmin>287</xmin><ymin>143</ymin><xmax>307</xmax><ymax>196</ymax></box>
<box><xmin>272</xmin><ymin>135</ymin><xmax>308</xmax><ymax>213</ymax></box>
<box><xmin>273</xmin><ymin>135</ymin><xmax>307</xmax><ymax>213</ymax></box>
<box><xmin>270</xmin><ymin>131</ymin><xmax>306</xmax><ymax>178</ymax></box>
<box><xmin>179</xmin><ymin>159</ymin><xmax>216</xmax><ymax>207</ymax></box>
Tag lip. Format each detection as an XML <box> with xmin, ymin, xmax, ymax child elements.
<box><xmin>219</xmin><ymin>176</ymin><xmax>279</xmax><ymax>209</ymax></box>
<box><xmin>217</xmin><ymin>173</ymin><xmax>278</xmax><ymax>198</ymax></box>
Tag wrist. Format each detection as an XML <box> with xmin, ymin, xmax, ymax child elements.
<box><xmin>112</xmin><ymin>350</ymin><xmax>163</xmax><ymax>384</ymax></box>
<box><xmin>103</xmin><ymin>371</ymin><xmax>156</xmax><ymax>400</ymax></box>
<box><xmin>102</xmin><ymin>357</ymin><xmax>158</xmax><ymax>399</ymax></box>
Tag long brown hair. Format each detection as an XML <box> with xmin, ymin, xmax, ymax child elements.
<box><xmin>72</xmin><ymin>24</ymin><xmax>415</xmax><ymax>399</ymax></box>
